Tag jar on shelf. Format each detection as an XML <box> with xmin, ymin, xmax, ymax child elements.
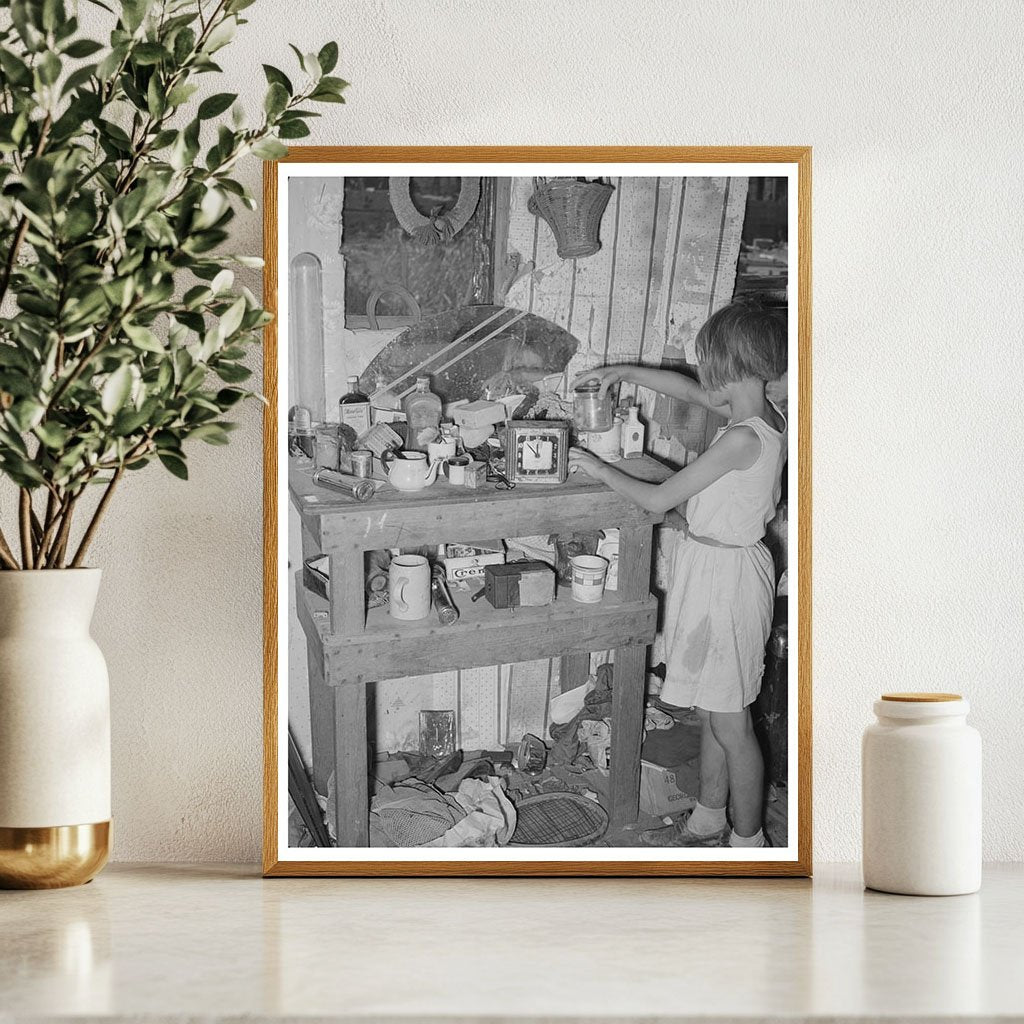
<box><xmin>862</xmin><ymin>692</ymin><xmax>981</xmax><ymax>895</ymax></box>
<box><xmin>573</xmin><ymin>380</ymin><xmax>614</xmax><ymax>433</ymax></box>
<box><xmin>314</xmin><ymin>422</ymin><xmax>341</xmax><ymax>471</ymax></box>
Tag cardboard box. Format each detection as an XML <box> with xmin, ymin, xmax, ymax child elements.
<box><xmin>441</xmin><ymin>540</ymin><xmax>505</xmax><ymax>583</ymax></box>
<box><xmin>639</xmin><ymin>760</ymin><xmax>696</xmax><ymax>818</ymax></box>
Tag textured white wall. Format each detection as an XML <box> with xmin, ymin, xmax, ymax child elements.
<box><xmin>70</xmin><ymin>0</ymin><xmax>1024</xmax><ymax>862</ymax></box>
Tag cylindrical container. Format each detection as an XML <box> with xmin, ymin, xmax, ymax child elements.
<box><xmin>446</xmin><ymin>455</ymin><xmax>470</xmax><ymax>485</ymax></box>
<box><xmin>570</xmin><ymin>554</ymin><xmax>608</xmax><ymax>604</ymax></box>
<box><xmin>289</xmin><ymin>406</ymin><xmax>314</xmax><ymax>460</ymax></box>
<box><xmin>862</xmin><ymin>693</ymin><xmax>981</xmax><ymax>896</ymax></box>
<box><xmin>430</xmin><ymin>567</ymin><xmax>459</xmax><ymax>626</ymax></box>
<box><xmin>581</xmin><ymin>420</ymin><xmax>622</xmax><ymax>461</ymax></box>
<box><xmin>573</xmin><ymin>381</ymin><xmax>614</xmax><ymax>433</ymax></box>
<box><xmin>312</xmin><ymin>468</ymin><xmax>375</xmax><ymax>503</ymax></box>
<box><xmin>350</xmin><ymin>450</ymin><xmax>373</xmax><ymax>479</ymax></box>
<box><xmin>313</xmin><ymin>423</ymin><xmax>340</xmax><ymax>471</ymax></box>
<box><xmin>427</xmin><ymin>438</ymin><xmax>457</xmax><ymax>466</ymax></box>
<box><xmin>289</xmin><ymin>253</ymin><xmax>326</xmax><ymax>420</ymax></box>
<box><xmin>0</xmin><ymin>570</ymin><xmax>110</xmax><ymax>888</ymax></box>
<box><xmin>388</xmin><ymin>555</ymin><xmax>431</xmax><ymax>621</ymax></box>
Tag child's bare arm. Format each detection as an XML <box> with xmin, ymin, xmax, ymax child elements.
<box><xmin>572</xmin><ymin>365</ymin><xmax>730</xmax><ymax>415</ymax></box>
<box><xmin>569</xmin><ymin>427</ymin><xmax>760</xmax><ymax>514</ymax></box>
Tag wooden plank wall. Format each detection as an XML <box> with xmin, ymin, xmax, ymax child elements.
<box><xmin>289</xmin><ymin>175</ymin><xmax>748</xmax><ymax>765</ymax></box>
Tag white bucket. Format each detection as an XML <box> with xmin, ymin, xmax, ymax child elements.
<box><xmin>571</xmin><ymin>554</ymin><xmax>608</xmax><ymax>604</ymax></box>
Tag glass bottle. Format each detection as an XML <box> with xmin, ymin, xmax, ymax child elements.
<box><xmin>621</xmin><ymin>406</ymin><xmax>646</xmax><ymax>459</ymax></box>
<box><xmin>402</xmin><ymin>376</ymin><xmax>442</xmax><ymax>452</ymax></box>
<box><xmin>339</xmin><ymin>375</ymin><xmax>371</xmax><ymax>437</ymax></box>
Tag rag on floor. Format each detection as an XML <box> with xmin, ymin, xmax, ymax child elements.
<box><xmin>367</xmin><ymin>776</ymin><xmax>516</xmax><ymax>848</ymax></box>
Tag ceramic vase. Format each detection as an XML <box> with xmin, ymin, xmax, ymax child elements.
<box><xmin>0</xmin><ymin>569</ymin><xmax>110</xmax><ymax>888</ymax></box>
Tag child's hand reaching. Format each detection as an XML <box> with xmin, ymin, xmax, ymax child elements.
<box><xmin>569</xmin><ymin>446</ymin><xmax>607</xmax><ymax>480</ymax></box>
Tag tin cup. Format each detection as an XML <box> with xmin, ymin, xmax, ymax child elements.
<box><xmin>351</xmin><ymin>449</ymin><xmax>373</xmax><ymax>478</ymax></box>
<box><xmin>446</xmin><ymin>455</ymin><xmax>471</xmax><ymax>485</ymax></box>
<box><xmin>570</xmin><ymin>554</ymin><xmax>608</xmax><ymax>604</ymax></box>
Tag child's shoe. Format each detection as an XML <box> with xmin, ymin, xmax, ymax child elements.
<box><xmin>640</xmin><ymin>811</ymin><xmax>730</xmax><ymax>848</ymax></box>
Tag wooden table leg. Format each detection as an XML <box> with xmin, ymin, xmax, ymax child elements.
<box><xmin>306</xmin><ymin>642</ymin><xmax>334</xmax><ymax>797</ymax></box>
<box><xmin>332</xmin><ymin>683</ymin><xmax>369</xmax><ymax>847</ymax></box>
<box><xmin>610</xmin><ymin>643</ymin><xmax>647</xmax><ymax>828</ymax></box>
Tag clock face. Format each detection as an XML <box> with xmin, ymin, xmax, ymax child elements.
<box><xmin>522</xmin><ymin>437</ymin><xmax>555</xmax><ymax>471</ymax></box>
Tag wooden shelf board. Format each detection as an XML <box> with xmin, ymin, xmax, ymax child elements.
<box><xmin>296</xmin><ymin>574</ymin><xmax>657</xmax><ymax>685</ymax></box>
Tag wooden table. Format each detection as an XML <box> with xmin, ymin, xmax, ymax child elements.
<box><xmin>290</xmin><ymin>456</ymin><xmax>670</xmax><ymax>847</ymax></box>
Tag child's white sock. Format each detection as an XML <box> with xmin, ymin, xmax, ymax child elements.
<box><xmin>729</xmin><ymin>827</ymin><xmax>766</xmax><ymax>848</ymax></box>
<box><xmin>686</xmin><ymin>802</ymin><xmax>727</xmax><ymax>836</ymax></box>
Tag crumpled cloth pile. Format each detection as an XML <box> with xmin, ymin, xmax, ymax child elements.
<box><xmin>367</xmin><ymin>776</ymin><xmax>516</xmax><ymax>848</ymax></box>
<box><xmin>549</xmin><ymin>663</ymin><xmax>615</xmax><ymax>764</ymax></box>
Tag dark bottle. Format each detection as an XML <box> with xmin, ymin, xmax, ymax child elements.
<box><xmin>339</xmin><ymin>375</ymin><xmax>371</xmax><ymax>437</ymax></box>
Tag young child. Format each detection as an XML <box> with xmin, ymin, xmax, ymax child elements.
<box><xmin>568</xmin><ymin>300</ymin><xmax>787</xmax><ymax>848</ymax></box>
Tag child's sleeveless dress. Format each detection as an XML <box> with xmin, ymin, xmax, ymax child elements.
<box><xmin>660</xmin><ymin>405</ymin><xmax>787</xmax><ymax>713</ymax></box>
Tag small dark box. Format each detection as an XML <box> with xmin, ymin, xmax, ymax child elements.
<box><xmin>482</xmin><ymin>561</ymin><xmax>556</xmax><ymax>609</ymax></box>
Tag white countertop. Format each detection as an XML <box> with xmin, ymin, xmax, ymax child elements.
<box><xmin>2</xmin><ymin>862</ymin><xmax>1022</xmax><ymax>1022</ymax></box>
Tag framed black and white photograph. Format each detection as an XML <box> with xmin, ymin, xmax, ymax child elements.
<box><xmin>262</xmin><ymin>147</ymin><xmax>811</xmax><ymax>877</ymax></box>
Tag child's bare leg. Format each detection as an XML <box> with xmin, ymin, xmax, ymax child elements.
<box><xmin>697</xmin><ymin>709</ymin><xmax>728</xmax><ymax>810</ymax></box>
<box><xmin>708</xmin><ymin>708</ymin><xmax>764</xmax><ymax>838</ymax></box>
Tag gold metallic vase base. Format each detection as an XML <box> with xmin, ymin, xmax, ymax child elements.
<box><xmin>0</xmin><ymin>821</ymin><xmax>110</xmax><ymax>889</ymax></box>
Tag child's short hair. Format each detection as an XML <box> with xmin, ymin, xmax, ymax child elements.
<box><xmin>695</xmin><ymin>299</ymin><xmax>787</xmax><ymax>389</ymax></box>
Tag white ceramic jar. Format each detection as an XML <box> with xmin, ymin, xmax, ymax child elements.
<box><xmin>862</xmin><ymin>693</ymin><xmax>981</xmax><ymax>896</ymax></box>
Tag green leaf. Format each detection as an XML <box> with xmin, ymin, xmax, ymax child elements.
<box><xmin>158</xmin><ymin>452</ymin><xmax>188</xmax><ymax>479</ymax></box>
<box><xmin>318</xmin><ymin>76</ymin><xmax>349</xmax><ymax>93</ymax></box>
<box><xmin>264</xmin><ymin>81</ymin><xmax>288</xmax><ymax>117</ymax></box>
<box><xmin>38</xmin><ymin>51</ymin><xmax>62</xmax><ymax>86</ymax></box>
<box><xmin>210</xmin><ymin>268</ymin><xmax>233</xmax><ymax>294</ymax></box>
<box><xmin>198</xmin><ymin>91</ymin><xmax>237</xmax><ymax>119</ymax></box>
<box><xmin>189</xmin><ymin>422</ymin><xmax>230</xmax><ymax>445</ymax></box>
<box><xmin>132</xmin><ymin>42</ymin><xmax>168</xmax><ymax>66</ymax></box>
<box><xmin>278</xmin><ymin>120</ymin><xmax>310</xmax><ymax>140</ymax></box>
<box><xmin>166</xmin><ymin>82</ymin><xmax>199</xmax><ymax>107</ymax></box>
<box><xmin>251</xmin><ymin>138</ymin><xmax>287</xmax><ymax>160</ymax></box>
<box><xmin>317</xmin><ymin>41</ymin><xmax>339</xmax><ymax>74</ymax></box>
<box><xmin>9</xmin><ymin>399</ymin><xmax>45</xmax><ymax>432</ymax></box>
<box><xmin>101</xmin><ymin>365</ymin><xmax>133</xmax><ymax>415</ymax></box>
<box><xmin>218</xmin><ymin>296</ymin><xmax>246</xmax><ymax>339</ymax></box>
<box><xmin>172</xmin><ymin>27</ymin><xmax>196</xmax><ymax>65</ymax></box>
<box><xmin>34</xmin><ymin>421</ymin><xmax>70</xmax><ymax>449</ymax></box>
<box><xmin>0</xmin><ymin>49</ymin><xmax>33</xmax><ymax>86</ymax></box>
<box><xmin>262</xmin><ymin>64</ymin><xmax>292</xmax><ymax>94</ymax></box>
<box><xmin>63</xmin><ymin>38</ymin><xmax>104</xmax><ymax>58</ymax></box>
<box><xmin>203</xmin><ymin>16</ymin><xmax>236</xmax><ymax>53</ymax></box>
<box><xmin>214</xmin><ymin>362</ymin><xmax>251</xmax><ymax>383</ymax></box>
<box><xmin>123</xmin><ymin>322</ymin><xmax>164</xmax><ymax>353</ymax></box>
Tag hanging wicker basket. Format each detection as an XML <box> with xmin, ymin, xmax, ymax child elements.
<box><xmin>527</xmin><ymin>176</ymin><xmax>615</xmax><ymax>259</ymax></box>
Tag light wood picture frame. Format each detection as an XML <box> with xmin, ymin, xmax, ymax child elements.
<box><xmin>263</xmin><ymin>147</ymin><xmax>811</xmax><ymax>877</ymax></box>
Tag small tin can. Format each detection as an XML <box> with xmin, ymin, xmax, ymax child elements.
<box><xmin>350</xmin><ymin>449</ymin><xmax>373</xmax><ymax>478</ymax></box>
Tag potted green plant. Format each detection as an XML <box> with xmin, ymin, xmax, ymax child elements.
<box><xmin>0</xmin><ymin>0</ymin><xmax>346</xmax><ymax>888</ymax></box>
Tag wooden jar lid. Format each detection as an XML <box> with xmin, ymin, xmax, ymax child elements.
<box><xmin>881</xmin><ymin>692</ymin><xmax>962</xmax><ymax>702</ymax></box>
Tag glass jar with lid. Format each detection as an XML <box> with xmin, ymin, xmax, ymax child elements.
<box><xmin>573</xmin><ymin>381</ymin><xmax>614</xmax><ymax>433</ymax></box>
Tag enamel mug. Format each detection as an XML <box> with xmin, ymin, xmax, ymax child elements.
<box><xmin>388</xmin><ymin>555</ymin><xmax>431</xmax><ymax>620</ymax></box>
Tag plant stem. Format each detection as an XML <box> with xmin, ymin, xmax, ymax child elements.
<box><xmin>0</xmin><ymin>528</ymin><xmax>19</xmax><ymax>570</ymax></box>
<box><xmin>70</xmin><ymin>466</ymin><xmax>124</xmax><ymax>568</ymax></box>
<box><xmin>45</xmin><ymin>492</ymin><xmax>79</xmax><ymax>569</ymax></box>
<box><xmin>18</xmin><ymin>489</ymin><xmax>34</xmax><ymax>569</ymax></box>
